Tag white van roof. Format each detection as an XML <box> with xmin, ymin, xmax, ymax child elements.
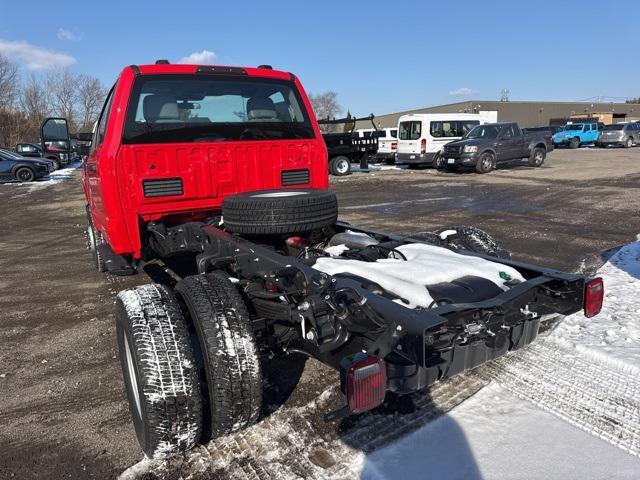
<box><xmin>397</xmin><ymin>113</ymin><xmax>482</xmax><ymax>121</ymax></box>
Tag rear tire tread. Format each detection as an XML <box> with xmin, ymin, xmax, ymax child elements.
<box><xmin>175</xmin><ymin>273</ymin><xmax>262</xmax><ymax>439</ymax></box>
<box><xmin>115</xmin><ymin>284</ymin><xmax>203</xmax><ymax>458</ymax></box>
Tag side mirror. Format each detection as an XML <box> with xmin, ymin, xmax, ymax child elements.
<box><xmin>41</xmin><ymin>117</ymin><xmax>70</xmax><ymax>153</ymax></box>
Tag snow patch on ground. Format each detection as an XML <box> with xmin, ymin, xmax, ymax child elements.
<box><xmin>553</xmin><ymin>238</ymin><xmax>640</xmax><ymax>371</ymax></box>
<box><xmin>360</xmin><ymin>383</ymin><xmax>640</xmax><ymax>480</ymax></box>
<box><xmin>351</xmin><ymin>163</ymin><xmax>407</xmax><ymax>173</ymax></box>
<box><xmin>7</xmin><ymin>161</ymin><xmax>82</xmax><ymax>193</ymax></box>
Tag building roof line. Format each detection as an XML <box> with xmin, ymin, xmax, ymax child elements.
<box><xmin>374</xmin><ymin>100</ymin><xmax>640</xmax><ymax>118</ymax></box>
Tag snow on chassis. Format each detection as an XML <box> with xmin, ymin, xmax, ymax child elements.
<box><xmin>79</xmin><ymin>62</ymin><xmax>604</xmax><ymax>458</ymax></box>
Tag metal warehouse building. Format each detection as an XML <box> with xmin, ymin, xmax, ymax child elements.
<box><xmin>356</xmin><ymin>100</ymin><xmax>640</xmax><ymax>129</ymax></box>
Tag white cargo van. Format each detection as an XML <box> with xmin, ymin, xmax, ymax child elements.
<box><xmin>355</xmin><ymin>127</ymin><xmax>398</xmax><ymax>164</ymax></box>
<box><xmin>396</xmin><ymin>113</ymin><xmax>487</xmax><ymax>167</ymax></box>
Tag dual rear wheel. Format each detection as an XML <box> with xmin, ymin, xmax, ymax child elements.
<box><xmin>116</xmin><ymin>273</ymin><xmax>263</xmax><ymax>458</ymax></box>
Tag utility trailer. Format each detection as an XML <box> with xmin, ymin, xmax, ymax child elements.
<box><xmin>319</xmin><ymin>114</ymin><xmax>379</xmax><ymax>176</ymax></box>
<box><xmin>74</xmin><ymin>61</ymin><xmax>604</xmax><ymax>459</ymax></box>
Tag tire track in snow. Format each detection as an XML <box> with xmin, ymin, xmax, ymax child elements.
<box><xmin>480</xmin><ymin>336</ymin><xmax>640</xmax><ymax>457</ymax></box>
<box><xmin>120</xmin><ymin>335</ymin><xmax>640</xmax><ymax>479</ymax></box>
<box><xmin>121</xmin><ymin>373</ymin><xmax>486</xmax><ymax>479</ymax></box>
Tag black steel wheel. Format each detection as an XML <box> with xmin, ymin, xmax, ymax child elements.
<box><xmin>115</xmin><ymin>284</ymin><xmax>203</xmax><ymax>458</ymax></box>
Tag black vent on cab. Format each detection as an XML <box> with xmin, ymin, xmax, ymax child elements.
<box><xmin>143</xmin><ymin>178</ymin><xmax>183</xmax><ymax>197</ymax></box>
<box><xmin>281</xmin><ymin>169</ymin><xmax>310</xmax><ymax>186</ymax></box>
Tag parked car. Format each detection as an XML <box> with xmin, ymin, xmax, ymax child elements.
<box><xmin>552</xmin><ymin>121</ymin><xmax>599</xmax><ymax>148</ymax></box>
<box><xmin>375</xmin><ymin>127</ymin><xmax>398</xmax><ymax>164</ymax></box>
<box><xmin>0</xmin><ymin>148</ymin><xmax>51</xmax><ymax>182</ymax></box>
<box><xmin>0</xmin><ymin>148</ymin><xmax>57</xmax><ymax>171</ymax></box>
<box><xmin>442</xmin><ymin>122</ymin><xmax>550</xmax><ymax>173</ymax></box>
<box><xmin>596</xmin><ymin>123</ymin><xmax>639</xmax><ymax>148</ymax></box>
<box><xmin>78</xmin><ymin>62</ymin><xmax>602</xmax><ymax>460</ymax></box>
<box><xmin>15</xmin><ymin>142</ymin><xmax>65</xmax><ymax>169</ymax></box>
<box><xmin>356</xmin><ymin>127</ymin><xmax>398</xmax><ymax>164</ymax></box>
<box><xmin>395</xmin><ymin>113</ymin><xmax>483</xmax><ymax>168</ymax></box>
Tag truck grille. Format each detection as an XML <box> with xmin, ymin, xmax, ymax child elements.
<box><xmin>142</xmin><ymin>178</ymin><xmax>183</xmax><ymax>197</ymax></box>
<box><xmin>445</xmin><ymin>145</ymin><xmax>462</xmax><ymax>154</ymax></box>
<box><xmin>281</xmin><ymin>169</ymin><xmax>310</xmax><ymax>186</ymax></box>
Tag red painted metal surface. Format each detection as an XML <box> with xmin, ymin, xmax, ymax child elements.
<box><xmin>83</xmin><ymin>64</ymin><xmax>328</xmax><ymax>258</ymax></box>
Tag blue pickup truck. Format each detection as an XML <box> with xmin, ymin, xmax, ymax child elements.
<box><xmin>552</xmin><ymin>121</ymin><xmax>600</xmax><ymax>148</ymax></box>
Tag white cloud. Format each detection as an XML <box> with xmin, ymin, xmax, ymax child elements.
<box><xmin>0</xmin><ymin>39</ymin><xmax>76</xmax><ymax>70</ymax></box>
<box><xmin>57</xmin><ymin>28</ymin><xmax>82</xmax><ymax>41</ymax></box>
<box><xmin>178</xmin><ymin>50</ymin><xmax>217</xmax><ymax>65</ymax></box>
<box><xmin>448</xmin><ymin>87</ymin><xmax>477</xmax><ymax>97</ymax></box>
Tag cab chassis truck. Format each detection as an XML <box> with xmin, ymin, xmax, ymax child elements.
<box><xmin>73</xmin><ymin>61</ymin><xmax>604</xmax><ymax>458</ymax></box>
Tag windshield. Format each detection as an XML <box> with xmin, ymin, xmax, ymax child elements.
<box><xmin>465</xmin><ymin>125</ymin><xmax>499</xmax><ymax>139</ymax></box>
<box><xmin>564</xmin><ymin>124</ymin><xmax>583</xmax><ymax>131</ymax></box>
<box><xmin>602</xmin><ymin>124</ymin><xmax>624</xmax><ymax>131</ymax></box>
<box><xmin>123</xmin><ymin>75</ymin><xmax>314</xmax><ymax>144</ymax></box>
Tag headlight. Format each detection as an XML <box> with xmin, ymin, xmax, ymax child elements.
<box><xmin>463</xmin><ymin>145</ymin><xmax>478</xmax><ymax>153</ymax></box>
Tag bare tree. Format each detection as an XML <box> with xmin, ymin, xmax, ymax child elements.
<box><xmin>47</xmin><ymin>68</ymin><xmax>79</xmax><ymax>129</ymax></box>
<box><xmin>309</xmin><ymin>91</ymin><xmax>342</xmax><ymax>133</ymax></box>
<box><xmin>21</xmin><ymin>74</ymin><xmax>51</xmax><ymax>139</ymax></box>
<box><xmin>0</xmin><ymin>54</ymin><xmax>19</xmax><ymax>109</ymax></box>
<box><xmin>77</xmin><ymin>74</ymin><xmax>106</xmax><ymax>131</ymax></box>
<box><xmin>0</xmin><ymin>54</ymin><xmax>22</xmax><ymax>146</ymax></box>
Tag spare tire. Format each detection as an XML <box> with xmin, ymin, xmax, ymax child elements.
<box><xmin>222</xmin><ymin>189</ymin><xmax>338</xmax><ymax>235</ymax></box>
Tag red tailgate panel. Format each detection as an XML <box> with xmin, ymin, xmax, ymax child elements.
<box><xmin>118</xmin><ymin>140</ymin><xmax>325</xmax><ymax>217</ymax></box>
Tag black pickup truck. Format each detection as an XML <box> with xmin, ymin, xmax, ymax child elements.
<box><xmin>441</xmin><ymin>122</ymin><xmax>553</xmax><ymax>173</ymax></box>
<box><xmin>318</xmin><ymin>114</ymin><xmax>378</xmax><ymax>176</ymax></box>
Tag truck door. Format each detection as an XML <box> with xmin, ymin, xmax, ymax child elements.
<box><xmin>85</xmin><ymin>86</ymin><xmax>115</xmax><ymax>229</ymax></box>
<box><xmin>496</xmin><ymin>125</ymin><xmax>520</xmax><ymax>161</ymax></box>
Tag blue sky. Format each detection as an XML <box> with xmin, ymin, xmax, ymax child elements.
<box><xmin>1</xmin><ymin>0</ymin><xmax>638</xmax><ymax>115</ymax></box>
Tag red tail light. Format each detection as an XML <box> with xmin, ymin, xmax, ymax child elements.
<box><xmin>391</xmin><ymin>142</ymin><xmax>397</xmax><ymax>150</ymax></box>
<box><xmin>584</xmin><ymin>277</ymin><xmax>604</xmax><ymax>318</ymax></box>
<box><xmin>420</xmin><ymin>138</ymin><xmax>427</xmax><ymax>154</ymax></box>
<box><xmin>345</xmin><ymin>355</ymin><xmax>387</xmax><ymax>413</ymax></box>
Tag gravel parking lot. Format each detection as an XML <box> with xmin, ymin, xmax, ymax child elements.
<box><xmin>1</xmin><ymin>147</ymin><xmax>639</xmax><ymax>479</ymax></box>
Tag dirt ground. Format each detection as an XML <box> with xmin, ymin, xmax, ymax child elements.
<box><xmin>1</xmin><ymin>147</ymin><xmax>639</xmax><ymax>479</ymax></box>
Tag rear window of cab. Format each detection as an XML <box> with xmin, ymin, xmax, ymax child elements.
<box><xmin>122</xmin><ymin>75</ymin><xmax>315</xmax><ymax>144</ymax></box>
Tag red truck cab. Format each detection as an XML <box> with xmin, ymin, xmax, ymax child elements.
<box><xmin>84</xmin><ymin>63</ymin><xmax>327</xmax><ymax>260</ymax></box>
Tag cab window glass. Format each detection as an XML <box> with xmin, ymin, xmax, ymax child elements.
<box><xmin>96</xmin><ymin>88</ymin><xmax>115</xmax><ymax>146</ymax></box>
